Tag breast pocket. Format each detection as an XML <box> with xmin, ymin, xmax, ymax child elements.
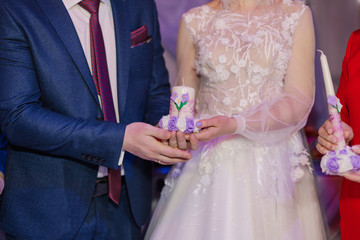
<box><xmin>129</xmin><ymin>41</ymin><xmax>153</xmax><ymax>79</ymax></box>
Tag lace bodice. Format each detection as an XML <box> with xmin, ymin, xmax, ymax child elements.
<box><xmin>177</xmin><ymin>1</ymin><xmax>315</xmax><ymax>144</ymax></box>
<box><xmin>184</xmin><ymin>3</ymin><xmax>306</xmax><ymax>116</ymax></box>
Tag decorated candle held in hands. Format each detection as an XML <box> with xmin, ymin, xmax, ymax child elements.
<box><xmin>318</xmin><ymin>50</ymin><xmax>360</xmax><ymax>176</ymax></box>
<box><xmin>318</xmin><ymin>50</ymin><xmax>345</xmax><ymax>149</ymax></box>
<box><xmin>158</xmin><ymin>86</ymin><xmax>199</xmax><ymax>133</ymax></box>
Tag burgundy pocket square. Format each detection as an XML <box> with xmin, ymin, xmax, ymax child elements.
<box><xmin>131</xmin><ymin>25</ymin><xmax>151</xmax><ymax>47</ymax></box>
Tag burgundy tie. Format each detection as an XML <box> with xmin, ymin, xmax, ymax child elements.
<box><xmin>79</xmin><ymin>0</ymin><xmax>122</xmax><ymax>205</ymax></box>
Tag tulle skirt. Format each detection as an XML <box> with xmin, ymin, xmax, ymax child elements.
<box><xmin>145</xmin><ymin>132</ymin><xmax>326</xmax><ymax>240</ymax></box>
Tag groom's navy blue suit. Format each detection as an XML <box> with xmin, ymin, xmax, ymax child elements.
<box><xmin>0</xmin><ymin>0</ymin><xmax>170</xmax><ymax>238</ymax></box>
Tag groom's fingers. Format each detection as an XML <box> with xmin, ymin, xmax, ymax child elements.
<box><xmin>154</xmin><ymin>145</ymin><xmax>192</xmax><ymax>164</ymax></box>
<box><xmin>150</xmin><ymin>140</ymin><xmax>192</xmax><ymax>163</ymax></box>
<box><xmin>149</xmin><ymin>126</ymin><xmax>171</xmax><ymax>141</ymax></box>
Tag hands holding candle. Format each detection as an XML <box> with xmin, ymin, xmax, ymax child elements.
<box><xmin>317</xmin><ymin>50</ymin><xmax>360</xmax><ymax>178</ymax></box>
<box><xmin>318</xmin><ymin>50</ymin><xmax>346</xmax><ymax>148</ymax></box>
<box><xmin>158</xmin><ymin>85</ymin><xmax>199</xmax><ymax>152</ymax></box>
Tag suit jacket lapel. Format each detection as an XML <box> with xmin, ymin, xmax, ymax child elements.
<box><xmin>36</xmin><ymin>0</ymin><xmax>99</xmax><ymax>105</ymax></box>
<box><xmin>111</xmin><ymin>0</ymin><xmax>130</xmax><ymax>121</ymax></box>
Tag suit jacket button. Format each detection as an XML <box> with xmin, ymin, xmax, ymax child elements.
<box><xmin>96</xmin><ymin>117</ymin><xmax>104</xmax><ymax>121</ymax></box>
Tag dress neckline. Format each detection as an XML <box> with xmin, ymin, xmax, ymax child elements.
<box><xmin>200</xmin><ymin>1</ymin><xmax>291</xmax><ymax>17</ymax></box>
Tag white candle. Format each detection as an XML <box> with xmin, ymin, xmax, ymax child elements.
<box><xmin>169</xmin><ymin>86</ymin><xmax>195</xmax><ymax>119</ymax></box>
<box><xmin>318</xmin><ymin>50</ymin><xmax>335</xmax><ymax>97</ymax></box>
<box><xmin>318</xmin><ymin>50</ymin><xmax>346</xmax><ymax>149</ymax></box>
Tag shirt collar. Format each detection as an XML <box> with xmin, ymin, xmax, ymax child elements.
<box><xmin>62</xmin><ymin>0</ymin><xmax>110</xmax><ymax>11</ymax></box>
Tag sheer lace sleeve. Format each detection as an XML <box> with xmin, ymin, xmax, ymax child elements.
<box><xmin>233</xmin><ymin>7</ymin><xmax>315</xmax><ymax>144</ymax></box>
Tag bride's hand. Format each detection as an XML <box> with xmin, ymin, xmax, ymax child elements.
<box><xmin>195</xmin><ymin>116</ymin><xmax>237</xmax><ymax>142</ymax></box>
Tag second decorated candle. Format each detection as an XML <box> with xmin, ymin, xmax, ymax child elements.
<box><xmin>318</xmin><ymin>50</ymin><xmax>346</xmax><ymax>149</ymax></box>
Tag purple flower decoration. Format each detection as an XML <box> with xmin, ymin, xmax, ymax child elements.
<box><xmin>328</xmin><ymin>95</ymin><xmax>338</xmax><ymax>106</ymax></box>
<box><xmin>327</xmin><ymin>95</ymin><xmax>342</xmax><ymax>114</ymax></box>
<box><xmin>328</xmin><ymin>151</ymin><xmax>336</xmax><ymax>156</ymax></box>
<box><xmin>350</xmin><ymin>155</ymin><xmax>360</xmax><ymax>171</ymax></box>
<box><xmin>326</xmin><ymin>157</ymin><xmax>339</xmax><ymax>173</ymax></box>
<box><xmin>171</xmin><ymin>92</ymin><xmax>178</xmax><ymax>102</ymax></box>
<box><xmin>339</xmin><ymin>149</ymin><xmax>347</xmax><ymax>155</ymax></box>
<box><xmin>168</xmin><ymin>116</ymin><xmax>178</xmax><ymax>132</ymax></box>
<box><xmin>182</xmin><ymin>93</ymin><xmax>189</xmax><ymax>102</ymax></box>
<box><xmin>184</xmin><ymin>118</ymin><xmax>195</xmax><ymax>134</ymax></box>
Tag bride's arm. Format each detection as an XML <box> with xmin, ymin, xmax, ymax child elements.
<box><xmin>196</xmin><ymin>8</ymin><xmax>315</xmax><ymax>144</ymax></box>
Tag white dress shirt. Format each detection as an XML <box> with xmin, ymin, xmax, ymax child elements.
<box><xmin>63</xmin><ymin>0</ymin><xmax>124</xmax><ymax>177</ymax></box>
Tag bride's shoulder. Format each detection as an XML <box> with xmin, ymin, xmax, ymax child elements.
<box><xmin>182</xmin><ymin>3</ymin><xmax>214</xmax><ymax>24</ymax></box>
<box><xmin>183</xmin><ymin>2</ymin><xmax>215</xmax><ymax>17</ymax></box>
<box><xmin>279</xmin><ymin>0</ymin><xmax>309</xmax><ymax>13</ymax></box>
<box><xmin>273</xmin><ymin>0</ymin><xmax>311</xmax><ymax>21</ymax></box>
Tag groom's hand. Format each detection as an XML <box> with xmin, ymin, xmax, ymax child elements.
<box><xmin>123</xmin><ymin>122</ymin><xmax>192</xmax><ymax>165</ymax></box>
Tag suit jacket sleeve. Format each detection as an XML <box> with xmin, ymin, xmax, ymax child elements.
<box><xmin>0</xmin><ymin>2</ymin><xmax>124</xmax><ymax>170</ymax></box>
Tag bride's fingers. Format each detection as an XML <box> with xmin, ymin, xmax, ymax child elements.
<box><xmin>195</xmin><ymin>117</ymin><xmax>217</xmax><ymax>129</ymax></box>
<box><xmin>196</xmin><ymin>128</ymin><xmax>218</xmax><ymax>142</ymax></box>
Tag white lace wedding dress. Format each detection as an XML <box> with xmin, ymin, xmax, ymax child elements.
<box><xmin>145</xmin><ymin>1</ymin><xmax>326</xmax><ymax>239</ymax></box>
